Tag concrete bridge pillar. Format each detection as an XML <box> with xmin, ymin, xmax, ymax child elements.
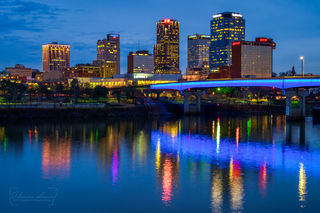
<box><xmin>183</xmin><ymin>90</ymin><xmax>203</xmax><ymax>114</ymax></box>
<box><xmin>285</xmin><ymin>89</ymin><xmax>309</xmax><ymax>120</ymax></box>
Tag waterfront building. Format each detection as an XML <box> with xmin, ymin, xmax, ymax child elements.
<box><xmin>68</xmin><ymin>73</ymin><xmax>181</xmax><ymax>88</ymax></box>
<box><xmin>97</xmin><ymin>34</ymin><xmax>120</xmax><ymax>75</ymax></box>
<box><xmin>5</xmin><ymin>64</ymin><xmax>39</xmax><ymax>81</ymax></box>
<box><xmin>127</xmin><ymin>50</ymin><xmax>154</xmax><ymax>74</ymax></box>
<box><xmin>209</xmin><ymin>12</ymin><xmax>245</xmax><ymax>70</ymax></box>
<box><xmin>42</xmin><ymin>42</ymin><xmax>70</xmax><ymax>72</ymax></box>
<box><xmin>68</xmin><ymin>77</ymin><xmax>128</xmax><ymax>88</ymax></box>
<box><xmin>154</xmin><ymin>19</ymin><xmax>180</xmax><ymax>74</ymax></box>
<box><xmin>231</xmin><ymin>38</ymin><xmax>276</xmax><ymax>78</ymax></box>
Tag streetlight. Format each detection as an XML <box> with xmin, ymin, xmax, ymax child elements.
<box><xmin>300</xmin><ymin>56</ymin><xmax>305</xmax><ymax>77</ymax></box>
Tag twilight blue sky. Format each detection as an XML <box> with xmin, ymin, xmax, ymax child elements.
<box><xmin>0</xmin><ymin>0</ymin><xmax>320</xmax><ymax>74</ymax></box>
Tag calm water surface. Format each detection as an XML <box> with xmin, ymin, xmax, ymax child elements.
<box><xmin>1</xmin><ymin>115</ymin><xmax>320</xmax><ymax>212</ymax></box>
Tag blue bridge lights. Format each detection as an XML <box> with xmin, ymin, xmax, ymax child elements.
<box><xmin>150</xmin><ymin>78</ymin><xmax>320</xmax><ymax>90</ymax></box>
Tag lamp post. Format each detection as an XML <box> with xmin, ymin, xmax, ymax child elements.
<box><xmin>300</xmin><ymin>56</ymin><xmax>304</xmax><ymax>77</ymax></box>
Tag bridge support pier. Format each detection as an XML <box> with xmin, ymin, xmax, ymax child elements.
<box><xmin>285</xmin><ymin>89</ymin><xmax>309</xmax><ymax>120</ymax></box>
<box><xmin>183</xmin><ymin>90</ymin><xmax>202</xmax><ymax>114</ymax></box>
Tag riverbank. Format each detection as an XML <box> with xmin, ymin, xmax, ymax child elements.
<box><xmin>0</xmin><ymin>101</ymin><xmax>289</xmax><ymax>121</ymax></box>
<box><xmin>0</xmin><ymin>103</ymin><xmax>149</xmax><ymax>120</ymax></box>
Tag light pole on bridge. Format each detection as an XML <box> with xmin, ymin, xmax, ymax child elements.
<box><xmin>300</xmin><ymin>56</ymin><xmax>305</xmax><ymax>77</ymax></box>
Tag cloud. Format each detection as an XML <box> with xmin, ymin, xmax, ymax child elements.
<box><xmin>0</xmin><ymin>0</ymin><xmax>63</xmax><ymax>34</ymax></box>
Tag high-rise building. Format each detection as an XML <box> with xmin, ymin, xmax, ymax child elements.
<box><xmin>232</xmin><ymin>38</ymin><xmax>276</xmax><ymax>78</ymax></box>
<box><xmin>42</xmin><ymin>42</ymin><xmax>70</xmax><ymax>72</ymax></box>
<box><xmin>209</xmin><ymin>12</ymin><xmax>245</xmax><ymax>70</ymax></box>
<box><xmin>127</xmin><ymin>50</ymin><xmax>154</xmax><ymax>74</ymax></box>
<box><xmin>187</xmin><ymin>34</ymin><xmax>211</xmax><ymax>76</ymax></box>
<box><xmin>154</xmin><ymin>19</ymin><xmax>180</xmax><ymax>74</ymax></box>
<box><xmin>97</xmin><ymin>34</ymin><xmax>120</xmax><ymax>75</ymax></box>
<box><xmin>188</xmin><ymin>34</ymin><xmax>210</xmax><ymax>69</ymax></box>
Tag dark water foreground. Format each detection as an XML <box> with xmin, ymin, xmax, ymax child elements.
<box><xmin>0</xmin><ymin>115</ymin><xmax>320</xmax><ymax>212</ymax></box>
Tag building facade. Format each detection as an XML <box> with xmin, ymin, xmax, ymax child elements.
<box><xmin>42</xmin><ymin>42</ymin><xmax>70</xmax><ymax>72</ymax></box>
<box><xmin>232</xmin><ymin>38</ymin><xmax>276</xmax><ymax>78</ymax></box>
<box><xmin>127</xmin><ymin>50</ymin><xmax>154</xmax><ymax>74</ymax></box>
<box><xmin>209</xmin><ymin>12</ymin><xmax>245</xmax><ymax>70</ymax></box>
<box><xmin>5</xmin><ymin>64</ymin><xmax>39</xmax><ymax>80</ymax></box>
<box><xmin>187</xmin><ymin>34</ymin><xmax>210</xmax><ymax>69</ymax></box>
<box><xmin>97</xmin><ymin>34</ymin><xmax>120</xmax><ymax>75</ymax></box>
<box><xmin>100</xmin><ymin>61</ymin><xmax>118</xmax><ymax>78</ymax></box>
<box><xmin>68</xmin><ymin>61</ymin><xmax>118</xmax><ymax>79</ymax></box>
<box><xmin>154</xmin><ymin>19</ymin><xmax>180</xmax><ymax>74</ymax></box>
<box><xmin>71</xmin><ymin>64</ymin><xmax>101</xmax><ymax>78</ymax></box>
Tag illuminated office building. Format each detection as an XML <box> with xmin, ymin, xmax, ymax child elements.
<box><xmin>97</xmin><ymin>34</ymin><xmax>120</xmax><ymax>75</ymax></box>
<box><xmin>42</xmin><ymin>42</ymin><xmax>70</xmax><ymax>72</ymax></box>
<box><xmin>71</xmin><ymin>64</ymin><xmax>101</xmax><ymax>78</ymax></box>
<box><xmin>154</xmin><ymin>19</ymin><xmax>180</xmax><ymax>74</ymax></box>
<box><xmin>69</xmin><ymin>61</ymin><xmax>118</xmax><ymax>79</ymax></box>
<box><xmin>127</xmin><ymin>50</ymin><xmax>154</xmax><ymax>74</ymax></box>
<box><xmin>187</xmin><ymin>34</ymin><xmax>210</xmax><ymax>76</ymax></box>
<box><xmin>209</xmin><ymin>12</ymin><xmax>245</xmax><ymax>70</ymax></box>
<box><xmin>188</xmin><ymin>34</ymin><xmax>210</xmax><ymax>69</ymax></box>
<box><xmin>100</xmin><ymin>61</ymin><xmax>118</xmax><ymax>78</ymax></box>
<box><xmin>232</xmin><ymin>38</ymin><xmax>276</xmax><ymax>78</ymax></box>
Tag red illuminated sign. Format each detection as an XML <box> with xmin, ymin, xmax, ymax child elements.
<box><xmin>162</xmin><ymin>19</ymin><xmax>172</xmax><ymax>24</ymax></box>
<box><xmin>232</xmin><ymin>41</ymin><xmax>241</xmax><ymax>46</ymax></box>
<box><xmin>259</xmin><ymin>38</ymin><xmax>268</xmax><ymax>42</ymax></box>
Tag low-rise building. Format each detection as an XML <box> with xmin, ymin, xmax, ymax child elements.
<box><xmin>5</xmin><ymin>64</ymin><xmax>39</xmax><ymax>81</ymax></box>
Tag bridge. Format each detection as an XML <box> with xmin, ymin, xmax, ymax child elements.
<box><xmin>150</xmin><ymin>77</ymin><xmax>320</xmax><ymax>119</ymax></box>
<box><xmin>150</xmin><ymin>78</ymin><xmax>320</xmax><ymax>90</ymax></box>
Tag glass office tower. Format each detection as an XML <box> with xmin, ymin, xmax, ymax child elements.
<box><xmin>187</xmin><ymin>34</ymin><xmax>211</xmax><ymax>69</ymax></box>
<box><xmin>209</xmin><ymin>12</ymin><xmax>245</xmax><ymax>70</ymax></box>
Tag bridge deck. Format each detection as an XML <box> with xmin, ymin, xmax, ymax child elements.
<box><xmin>150</xmin><ymin>77</ymin><xmax>320</xmax><ymax>90</ymax></box>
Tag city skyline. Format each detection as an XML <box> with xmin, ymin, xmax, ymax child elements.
<box><xmin>0</xmin><ymin>0</ymin><xmax>319</xmax><ymax>75</ymax></box>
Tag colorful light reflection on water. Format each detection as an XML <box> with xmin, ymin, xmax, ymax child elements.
<box><xmin>0</xmin><ymin>115</ymin><xmax>320</xmax><ymax>212</ymax></box>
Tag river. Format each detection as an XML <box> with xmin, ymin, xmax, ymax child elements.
<box><xmin>0</xmin><ymin>115</ymin><xmax>320</xmax><ymax>212</ymax></box>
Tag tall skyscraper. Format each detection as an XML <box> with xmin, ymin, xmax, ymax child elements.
<box><xmin>97</xmin><ymin>33</ymin><xmax>120</xmax><ymax>75</ymax></box>
<box><xmin>154</xmin><ymin>19</ymin><xmax>180</xmax><ymax>74</ymax></box>
<box><xmin>209</xmin><ymin>12</ymin><xmax>245</xmax><ymax>70</ymax></box>
<box><xmin>42</xmin><ymin>42</ymin><xmax>70</xmax><ymax>72</ymax></box>
<box><xmin>187</xmin><ymin>34</ymin><xmax>211</xmax><ymax>70</ymax></box>
<box><xmin>127</xmin><ymin>50</ymin><xmax>154</xmax><ymax>74</ymax></box>
<box><xmin>232</xmin><ymin>38</ymin><xmax>276</xmax><ymax>78</ymax></box>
